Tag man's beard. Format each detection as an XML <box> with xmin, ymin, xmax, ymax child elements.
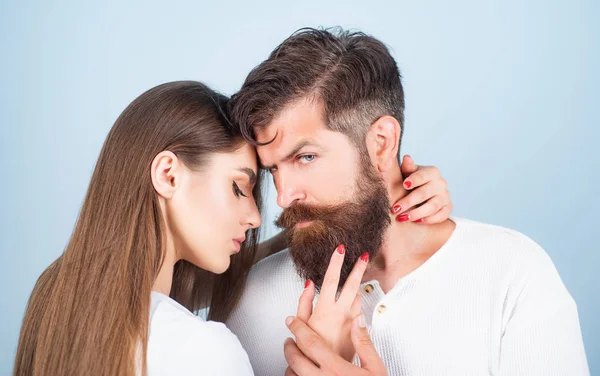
<box><xmin>275</xmin><ymin>163</ymin><xmax>391</xmax><ymax>291</ymax></box>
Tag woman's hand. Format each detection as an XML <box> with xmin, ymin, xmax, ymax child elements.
<box><xmin>294</xmin><ymin>244</ymin><xmax>369</xmax><ymax>361</ymax></box>
<box><xmin>283</xmin><ymin>314</ymin><xmax>387</xmax><ymax>376</ymax></box>
<box><xmin>393</xmin><ymin>155</ymin><xmax>452</xmax><ymax>224</ymax></box>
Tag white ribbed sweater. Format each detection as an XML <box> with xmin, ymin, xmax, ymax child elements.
<box><xmin>226</xmin><ymin>218</ymin><xmax>589</xmax><ymax>376</ymax></box>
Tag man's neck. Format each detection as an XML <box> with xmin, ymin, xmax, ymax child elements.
<box><xmin>362</xmin><ymin>168</ymin><xmax>455</xmax><ymax>293</ymax></box>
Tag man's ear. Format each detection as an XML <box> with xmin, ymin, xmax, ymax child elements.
<box><xmin>150</xmin><ymin>151</ymin><xmax>181</xmax><ymax>199</ymax></box>
<box><xmin>365</xmin><ymin>115</ymin><xmax>402</xmax><ymax>172</ymax></box>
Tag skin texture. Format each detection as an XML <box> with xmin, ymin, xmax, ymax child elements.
<box><xmin>253</xmin><ymin>98</ymin><xmax>454</xmax><ymax>374</ymax></box>
<box><xmin>151</xmin><ymin>143</ymin><xmax>261</xmax><ymax>294</ymax></box>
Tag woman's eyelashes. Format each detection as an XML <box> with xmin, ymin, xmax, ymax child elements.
<box><xmin>233</xmin><ymin>182</ymin><xmax>248</xmax><ymax>198</ymax></box>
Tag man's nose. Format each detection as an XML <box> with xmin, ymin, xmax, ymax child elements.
<box><xmin>275</xmin><ymin>171</ymin><xmax>306</xmax><ymax>208</ymax></box>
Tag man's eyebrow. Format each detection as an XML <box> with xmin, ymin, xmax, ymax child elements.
<box><xmin>260</xmin><ymin>139</ymin><xmax>319</xmax><ymax>170</ymax></box>
<box><xmin>237</xmin><ymin>167</ymin><xmax>257</xmax><ymax>185</ymax></box>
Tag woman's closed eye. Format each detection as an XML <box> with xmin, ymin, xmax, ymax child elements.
<box><xmin>233</xmin><ymin>182</ymin><xmax>248</xmax><ymax>198</ymax></box>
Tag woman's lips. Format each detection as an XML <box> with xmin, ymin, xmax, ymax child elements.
<box><xmin>232</xmin><ymin>237</ymin><xmax>245</xmax><ymax>253</ymax></box>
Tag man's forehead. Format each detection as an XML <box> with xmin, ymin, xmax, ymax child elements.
<box><xmin>255</xmin><ymin>98</ymin><xmax>327</xmax><ymax>166</ymax></box>
<box><xmin>255</xmin><ymin>98</ymin><xmax>325</xmax><ymax>144</ymax></box>
<box><xmin>255</xmin><ymin>127</ymin><xmax>320</xmax><ymax>168</ymax></box>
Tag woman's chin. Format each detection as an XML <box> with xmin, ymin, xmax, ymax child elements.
<box><xmin>209</xmin><ymin>257</ymin><xmax>231</xmax><ymax>275</ymax></box>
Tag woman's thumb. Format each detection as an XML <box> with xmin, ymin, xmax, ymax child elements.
<box><xmin>351</xmin><ymin>314</ymin><xmax>387</xmax><ymax>375</ymax></box>
<box><xmin>400</xmin><ymin>154</ymin><xmax>417</xmax><ymax>178</ymax></box>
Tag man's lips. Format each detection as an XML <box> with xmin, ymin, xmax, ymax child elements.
<box><xmin>295</xmin><ymin>221</ymin><xmax>313</xmax><ymax>229</ymax></box>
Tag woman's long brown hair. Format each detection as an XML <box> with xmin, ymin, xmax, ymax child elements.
<box><xmin>13</xmin><ymin>81</ymin><xmax>263</xmax><ymax>376</ymax></box>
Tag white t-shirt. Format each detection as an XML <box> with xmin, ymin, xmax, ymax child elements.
<box><xmin>144</xmin><ymin>291</ymin><xmax>254</xmax><ymax>375</ymax></box>
<box><xmin>226</xmin><ymin>217</ymin><xmax>590</xmax><ymax>376</ymax></box>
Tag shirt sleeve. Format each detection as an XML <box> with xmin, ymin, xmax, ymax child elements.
<box><xmin>498</xmin><ymin>242</ymin><xmax>589</xmax><ymax>376</ymax></box>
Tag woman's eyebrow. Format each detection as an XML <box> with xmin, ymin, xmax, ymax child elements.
<box><xmin>237</xmin><ymin>167</ymin><xmax>257</xmax><ymax>185</ymax></box>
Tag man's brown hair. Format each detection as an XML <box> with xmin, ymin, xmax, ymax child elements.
<box><xmin>230</xmin><ymin>27</ymin><xmax>405</xmax><ymax>156</ymax></box>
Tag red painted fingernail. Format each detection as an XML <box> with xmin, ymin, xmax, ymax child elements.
<box><xmin>304</xmin><ymin>280</ymin><xmax>311</xmax><ymax>289</ymax></box>
<box><xmin>336</xmin><ymin>244</ymin><xmax>346</xmax><ymax>255</ymax></box>
<box><xmin>404</xmin><ymin>181</ymin><xmax>412</xmax><ymax>189</ymax></box>
<box><xmin>360</xmin><ymin>252</ymin><xmax>369</xmax><ymax>262</ymax></box>
<box><xmin>396</xmin><ymin>214</ymin><xmax>410</xmax><ymax>222</ymax></box>
<box><xmin>392</xmin><ymin>204</ymin><xmax>402</xmax><ymax>214</ymax></box>
<box><xmin>415</xmin><ymin>218</ymin><xmax>424</xmax><ymax>223</ymax></box>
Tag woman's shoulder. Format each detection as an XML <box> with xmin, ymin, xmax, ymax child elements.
<box><xmin>147</xmin><ymin>292</ymin><xmax>254</xmax><ymax>375</ymax></box>
<box><xmin>149</xmin><ymin>291</ymin><xmax>241</xmax><ymax>346</ymax></box>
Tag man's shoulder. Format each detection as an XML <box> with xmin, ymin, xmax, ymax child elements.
<box><xmin>242</xmin><ymin>248</ymin><xmax>302</xmax><ymax>290</ymax></box>
<box><xmin>229</xmin><ymin>248</ymin><xmax>303</xmax><ymax>316</ymax></box>
<box><xmin>226</xmin><ymin>249</ymin><xmax>302</xmax><ymax>376</ymax></box>
<box><xmin>455</xmin><ymin>217</ymin><xmax>546</xmax><ymax>254</ymax></box>
<box><xmin>452</xmin><ymin>217</ymin><xmax>555</xmax><ymax>274</ymax></box>
<box><xmin>250</xmin><ymin>248</ymin><xmax>298</xmax><ymax>281</ymax></box>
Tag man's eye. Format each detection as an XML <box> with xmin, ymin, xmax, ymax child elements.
<box><xmin>298</xmin><ymin>154</ymin><xmax>316</xmax><ymax>164</ymax></box>
<box><xmin>233</xmin><ymin>182</ymin><xmax>247</xmax><ymax>198</ymax></box>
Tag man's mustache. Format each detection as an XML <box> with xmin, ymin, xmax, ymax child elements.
<box><xmin>275</xmin><ymin>203</ymin><xmax>343</xmax><ymax>229</ymax></box>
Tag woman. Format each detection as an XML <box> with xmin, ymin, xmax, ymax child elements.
<box><xmin>13</xmin><ymin>81</ymin><xmax>451</xmax><ymax>375</ymax></box>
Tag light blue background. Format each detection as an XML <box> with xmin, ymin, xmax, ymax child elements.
<box><xmin>1</xmin><ymin>0</ymin><xmax>598</xmax><ymax>374</ymax></box>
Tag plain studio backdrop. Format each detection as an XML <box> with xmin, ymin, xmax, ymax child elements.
<box><xmin>1</xmin><ymin>0</ymin><xmax>598</xmax><ymax>374</ymax></box>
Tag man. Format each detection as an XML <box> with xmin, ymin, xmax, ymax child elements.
<box><xmin>226</xmin><ymin>28</ymin><xmax>589</xmax><ymax>375</ymax></box>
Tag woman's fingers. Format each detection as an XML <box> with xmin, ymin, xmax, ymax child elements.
<box><xmin>402</xmin><ymin>165</ymin><xmax>445</xmax><ymax>192</ymax></box>
<box><xmin>350</xmin><ymin>293</ymin><xmax>362</xmax><ymax>317</ymax></box>
<box><xmin>419</xmin><ymin>204</ymin><xmax>453</xmax><ymax>225</ymax></box>
<box><xmin>400</xmin><ymin>194</ymin><xmax>447</xmax><ymax>223</ymax></box>
<box><xmin>319</xmin><ymin>244</ymin><xmax>346</xmax><ymax>302</ymax></box>
<box><xmin>351</xmin><ymin>314</ymin><xmax>387</xmax><ymax>375</ymax></box>
<box><xmin>297</xmin><ymin>279</ymin><xmax>316</xmax><ymax>321</ymax></box>
<box><xmin>338</xmin><ymin>253</ymin><xmax>369</xmax><ymax>307</ymax></box>
<box><xmin>399</xmin><ymin>154</ymin><xmax>418</xmax><ymax>178</ymax></box>
<box><xmin>396</xmin><ymin>179</ymin><xmax>444</xmax><ymax>217</ymax></box>
<box><xmin>286</xmin><ymin>317</ymin><xmax>366</xmax><ymax>375</ymax></box>
<box><xmin>284</xmin><ymin>337</ymin><xmax>321</xmax><ymax>375</ymax></box>
<box><xmin>286</xmin><ymin>316</ymin><xmax>331</xmax><ymax>368</ymax></box>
